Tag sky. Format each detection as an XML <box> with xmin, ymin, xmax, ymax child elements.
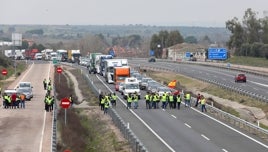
<box><xmin>0</xmin><ymin>0</ymin><xmax>267</xmax><ymax>27</ymax></box>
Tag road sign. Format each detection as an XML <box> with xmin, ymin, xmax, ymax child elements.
<box><xmin>60</xmin><ymin>98</ymin><xmax>70</xmax><ymax>109</ymax></box>
<box><xmin>56</xmin><ymin>67</ymin><xmax>63</xmax><ymax>74</ymax></box>
<box><xmin>208</xmin><ymin>48</ymin><xmax>227</xmax><ymax>60</ymax></box>
<box><xmin>185</xmin><ymin>52</ymin><xmax>191</xmax><ymax>58</ymax></box>
<box><xmin>1</xmin><ymin>69</ymin><xmax>8</xmax><ymax>76</ymax></box>
<box><xmin>149</xmin><ymin>50</ymin><xmax>155</xmax><ymax>56</ymax></box>
<box><xmin>53</xmin><ymin>58</ymin><xmax>58</xmax><ymax>64</ymax></box>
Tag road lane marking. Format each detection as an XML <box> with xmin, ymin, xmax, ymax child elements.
<box><xmin>190</xmin><ymin>107</ymin><xmax>268</xmax><ymax>149</ymax></box>
<box><xmin>171</xmin><ymin>115</ymin><xmax>176</xmax><ymax>119</ymax></box>
<box><xmin>248</xmin><ymin>80</ymin><xmax>268</xmax><ymax>87</ymax></box>
<box><xmin>222</xmin><ymin>149</ymin><xmax>228</xmax><ymax>152</ymax></box>
<box><xmin>201</xmin><ymin>134</ymin><xmax>210</xmax><ymax>141</ymax></box>
<box><xmin>184</xmin><ymin>123</ymin><xmax>192</xmax><ymax>128</ymax></box>
<box><xmin>13</xmin><ymin>62</ymin><xmax>34</xmax><ymax>89</ymax></box>
<box><xmin>39</xmin><ymin>62</ymin><xmax>51</xmax><ymax>152</ymax></box>
<box><xmin>96</xmin><ymin>75</ymin><xmax>176</xmax><ymax>152</ymax></box>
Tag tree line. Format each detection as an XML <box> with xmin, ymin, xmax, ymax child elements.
<box><xmin>226</xmin><ymin>8</ymin><xmax>268</xmax><ymax>59</ymax></box>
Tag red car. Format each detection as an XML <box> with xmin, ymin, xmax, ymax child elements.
<box><xmin>235</xmin><ymin>74</ymin><xmax>246</xmax><ymax>82</ymax></box>
<box><xmin>115</xmin><ymin>82</ymin><xmax>120</xmax><ymax>91</ymax></box>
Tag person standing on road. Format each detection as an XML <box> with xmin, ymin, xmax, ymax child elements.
<box><xmin>44</xmin><ymin>94</ymin><xmax>50</xmax><ymax>112</ymax></box>
<box><xmin>176</xmin><ymin>94</ymin><xmax>181</xmax><ymax>110</ymax></box>
<box><xmin>144</xmin><ymin>92</ymin><xmax>150</xmax><ymax>109</ymax></box>
<box><xmin>104</xmin><ymin>99</ymin><xmax>110</xmax><ymax>114</ymax></box>
<box><xmin>133</xmin><ymin>92</ymin><xmax>139</xmax><ymax>109</ymax></box>
<box><xmin>99</xmin><ymin>92</ymin><xmax>104</xmax><ymax>108</ymax></box>
<box><xmin>11</xmin><ymin>92</ymin><xmax>17</xmax><ymax>109</ymax></box>
<box><xmin>47</xmin><ymin>83</ymin><xmax>52</xmax><ymax>95</ymax></box>
<box><xmin>100</xmin><ymin>94</ymin><xmax>106</xmax><ymax>111</ymax></box>
<box><xmin>169</xmin><ymin>93</ymin><xmax>174</xmax><ymax>109</ymax></box>
<box><xmin>195</xmin><ymin>93</ymin><xmax>201</xmax><ymax>107</ymax></box>
<box><xmin>69</xmin><ymin>94</ymin><xmax>73</xmax><ymax>107</ymax></box>
<box><xmin>200</xmin><ymin>95</ymin><xmax>207</xmax><ymax>112</ymax></box>
<box><xmin>43</xmin><ymin>78</ymin><xmax>47</xmax><ymax>90</ymax></box>
<box><xmin>20</xmin><ymin>93</ymin><xmax>26</xmax><ymax>109</ymax></box>
<box><xmin>185</xmin><ymin>92</ymin><xmax>191</xmax><ymax>107</ymax></box>
<box><xmin>111</xmin><ymin>92</ymin><xmax>117</xmax><ymax>107</ymax></box>
<box><xmin>161</xmin><ymin>92</ymin><xmax>167</xmax><ymax>109</ymax></box>
<box><xmin>126</xmin><ymin>93</ymin><xmax>132</xmax><ymax>109</ymax></box>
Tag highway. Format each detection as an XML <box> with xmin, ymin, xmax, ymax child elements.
<box><xmin>0</xmin><ymin>61</ymin><xmax>53</xmax><ymax>152</ymax></box>
<box><xmin>77</xmin><ymin>60</ymin><xmax>268</xmax><ymax>152</ymax></box>
<box><xmin>130</xmin><ymin>59</ymin><xmax>268</xmax><ymax>101</ymax></box>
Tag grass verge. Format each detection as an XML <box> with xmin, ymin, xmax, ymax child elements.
<box><xmin>225</xmin><ymin>56</ymin><xmax>268</xmax><ymax>67</ymax></box>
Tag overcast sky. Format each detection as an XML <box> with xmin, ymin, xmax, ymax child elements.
<box><xmin>0</xmin><ymin>0</ymin><xmax>267</xmax><ymax>27</ymax></box>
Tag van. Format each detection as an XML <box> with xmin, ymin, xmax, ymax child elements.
<box><xmin>122</xmin><ymin>77</ymin><xmax>141</xmax><ymax>99</ymax></box>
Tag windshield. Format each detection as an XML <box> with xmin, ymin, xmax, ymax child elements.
<box><xmin>125</xmin><ymin>84</ymin><xmax>139</xmax><ymax>89</ymax></box>
<box><xmin>19</xmin><ymin>83</ymin><xmax>31</xmax><ymax>88</ymax></box>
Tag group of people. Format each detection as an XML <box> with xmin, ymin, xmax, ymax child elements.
<box><xmin>2</xmin><ymin>92</ymin><xmax>26</xmax><ymax>109</ymax></box>
<box><xmin>99</xmin><ymin>92</ymin><xmax>117</xmax><ymax>114</ymax></box>
<box><xmin>98</xmin><ymin>90</ymin><xmax>207</xmax><ymax>113</ymax></box>
<box><xmin>44</xmin><ymin>93</ymin><xmax>54</xmax><ymax>112</ymax></box>
<box><xmin>43</xmin><ymin>78</ymin><xmax>52</xmax><ymax>95</ymax></box>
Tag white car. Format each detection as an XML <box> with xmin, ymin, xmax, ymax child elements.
<box><xmin>157</xmin><ymin>86</ymin><xmax>172</xmax><ymax>97</ymax></box>
<box><xmin>17</xmin><ymin>82</ymin><xmax>33</xmax><ymax>89</ymax></box>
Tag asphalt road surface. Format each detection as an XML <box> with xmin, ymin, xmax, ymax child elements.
<box><xmin>0</xmin><ymin>61</ymin><xmax>53</xmax><ymax>152</ymax></box>
<box><xmin>76</xmin><ymin>62</ymin><xmax>268</xmax><ymax>152</ymax></box>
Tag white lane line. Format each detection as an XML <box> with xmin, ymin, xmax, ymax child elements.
<box><xmin>190</xmin><ymin>107</ymin><xmax>268</xmax><ymax>149</ymax></box>
<box><xmin>96</xmin><ymin>75</ymin><xmax>176</xmax><ymax>152</ymax></box>
<box><xmin>253</xmin><ymin>87</ymin><xmax>258</xmax><ymax>90</ymax></box>
<box><xmin>171</xmin><ymin>115</ymin><xmax>176</xmax><ymax>119</ymax></box>
<box><xmin>39</xmin><ymin>62</ymin><xmax>51</xmax><ymax>152</ymax></box>
<box><xmin>201</xmin><ymin>134</ymin><xmax>210</xmax><ymax>141</ymax></box>
<box><xmin>222</xmin><ymin>149</ymin><xmax>228</xmax><ymax>152</ymax></box>
<box><xmin>248</xmin><ymin>80</ymin><xmax>268</xmax><ymax>88</ymax></box>
<box><xmin>184</xmin><ymin>123</ymin><xmax>192</xmax><ymax>128</ymax></box>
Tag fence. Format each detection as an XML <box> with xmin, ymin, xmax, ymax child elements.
<box><xmin>82</xmin><ymin>73</ymin><xmax>148</xmax><ymax>152</ymax></box>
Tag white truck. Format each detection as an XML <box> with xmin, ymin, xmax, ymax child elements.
<box><xmin>122</xmin><ymin>77</ymin><xmax>141</xmax><ymax>99</ymax></box>
<box><xmin>103</xmin><ymin>59</ymin><xmax>128</xmax><ymax>83</ymax></box>
<box><xmin>68</xmin><ymin>50</ymin><xmax>81</xmax><ymax>63</ymax></box>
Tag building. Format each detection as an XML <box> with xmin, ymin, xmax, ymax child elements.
<box><xmin>166</xmin><ymin>43</ymin><xmax>207</xmax><ymax>61</ymax></box>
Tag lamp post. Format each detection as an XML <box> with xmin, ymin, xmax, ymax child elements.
<box><xmin>157</xmin><ymin>44</ymin><xmax>161</xmax><ymax>58</ymax></box>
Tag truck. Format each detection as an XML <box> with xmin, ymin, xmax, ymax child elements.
<box><xmin>103</xmin><ymin>59</ymin><xmax>128</xmax><ymax>83</ymax></box>
<box><xmin>24</xmin><ymin>49</ymin><xmax>39</xmax><ymax>60</ymax></box>
<box><xmin>56</xmin><ymin>50</ymin><xmax>68</xmax><ymax>62</ymax></box>
<box><xmin>88</xmin><ymin>53</ymin><xmax>102</xmax><ymax>74</ymax></box>
<box><xmin>50</xmin><ymin>52</ymin><xmax>57</xmax><ymax>61</ymax></box>
<box><xmin>99</xmin><ymin>55</ymin><xmax>113</xmax><ymax>75</ymax></box>
<box><xmin>67</xmin><ymin>50</ymin><xmax>81</xmax><ymax>63</ymax></box>
<box><xmin>113</xmin><ymin>66</ymin><xmax>130</xmax><ymax>83</ymax></box>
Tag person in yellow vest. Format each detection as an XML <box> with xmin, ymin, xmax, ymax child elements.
<box><xmin>47</xmin><ymin>84</ymin><xmax>52</xmax><ymax>95</ymax></box>
<box><xmin>161</xmin><ymin>92</ymin><xmax>167</xmax><ymax>109</ymax></box>
<box><xmin>44</xmin><ymin>94</ymin><xmax>50</xmax><ymax>112</ymax></box>
<box><xmin>185</xmin><ymin>92</ymin><xmax>191</xmax><ymax>107</ymax></box>
<box><xmin>100</xmin><ymin>94</ymin><xmax>106</xmax><ymax>111</ymax></box>
<box><xmin>104</xmin><ymin>99</ymin><xmax>110</xmax><ymax>114</ymax></box>
<box><xmin>152</xmin><ymin>93</ymin><xmax>158</xmax><ymax>109</ymax></box>
<box><xmin>127</xmin><ymin>93</ymin><xmax>132</xmax><ymax>109</ymax></box>
<box><xmin>3</xmin><ymin>93</ymin><xmax>11</xmax><ymax>109</ymax></box>
<box><xmin>168</xmin><ymin>93</ymin><xmax>174</xmax><ymax>109</ymax></box>
<box><xmin>200</xmin><ymin>95</ymin><xmax>207</xmax><ymax>112</ymax></box>
<box><xmin>111</xmin><ymin>92</ymin><xmax>117</xmax><ymax>107</ymax></box>
<box><xmin>43</xmin><ymin>78</ymin><xmax>47</xmax><ymax>90</ymax></box>
<box><xmin>144</xmin><ymin>92</ymin><xmax>150</xmax><ymax>109</ymax></box>
<box><xmin>133</xmin><ymin>92</ymin><xmax>139</xmax><ymax>109</ymax></box>
<box><xmin>176</xmin><ymin>94</ymin><xmax>181</xmax><ymax>110</ymax></box>
<box><xmin>69</xmin><ymin>94</ymin><xmax>73</xmax><ymax>107</ymax></box>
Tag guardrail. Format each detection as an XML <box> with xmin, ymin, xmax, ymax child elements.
<box><xmin>140</xmin><ymin>65</ymin><xmax>268</xmax><ymax>140</ymax></box>
<box><xmin>141</xmin><ymin>65</ymin><xmax>268</xmax><ymax>103</ymax></box>
<box><xmin>51</xmin><ymin>84</ymin><xmax>57</xmax><ymax>152</ymax></box>
<box><xmin>82</xmin><ymin>72</ymin><xmax>148</xmax><ymax>152</ymax></box>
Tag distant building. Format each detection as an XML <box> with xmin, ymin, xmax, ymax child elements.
<box><xmin>166</xmin><ymin>43</ymin><xmax>207</xmax><ymax>61</ymax></box>
<box><xmin>0</xmin><ymin>41</ymin><xmax>13</xmax><ymax>46</ymax></box>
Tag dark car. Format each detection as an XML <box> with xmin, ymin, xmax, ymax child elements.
<box><xmin>148</xmin><ymin>57</ymin><xmax>156</xmax><ymax>62</ymax></box>
<box><xmin>235</xmin><ymin>74</ymin><xmax>246</xmax><ymax>82</ymax></box>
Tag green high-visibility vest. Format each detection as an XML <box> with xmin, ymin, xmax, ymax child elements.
<box><xmin>127</xmin><ymin>95</ymin><xmax>132</xmax><ymax>103</ymax></box>
<box><xmin>177</xmin><ymin>96</ymin><xmax>181</xmax><ymax>102</ymax></box>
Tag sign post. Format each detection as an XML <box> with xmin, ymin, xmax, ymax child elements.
<box><xmin>60</xmin><ymin>98</ymin><xmax>70</xmax><ymax>125</ymax></box>
<box><xmin>56</xmin><ymin>67</ymin><xmax>63</xmax><ymax>83</ymax></box>
<box><xmin>1</xmin><ymin>69</ymin><xmax>8</xmax><ymax>90</ymax></box>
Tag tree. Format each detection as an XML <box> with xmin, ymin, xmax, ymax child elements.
<box><xmin>167</xmin><ymin>30</ymin><xmax>184</xmax><ymax>46</ymax></box>
<box><xmin>184</xmin><ymin>36</ymin><xmax>197</xmax><ymax>44</ymax></box>
<box><xmin>261</xmin><ymin>17</ymin><xmax>268</xmax><ymax>44</ymax></box>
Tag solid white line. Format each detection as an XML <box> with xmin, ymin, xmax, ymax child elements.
<box><xmin>190</xmin><ymin>107</ymin><xmax>268</xmax><ymax>149</ymax></box>
<box><xmin>96</xmin><ymin>75</ymin><xmax>176</xmax><ymax>152</ymax></box>
<box><xmin>171</xmin><ymin>115</ymin><xmax>176</xmax><ymax>119</ymax></box>
<box><xmin>184</xmin><ymin>123</ymin><xmax>192</xmax><ymax>128</ymax></box>
<box><xmin>201</xmin><ymin>134</ymin><xmax>210</xmax><ymax>141</ymax></box>
<box><xmin>222</xmin><ymin>149</ymin><xmax>228</xmax><ymax>152</ymax></box>
<box><xmin>39</xmin><ymin>62</ymin><xmax>51</xmax><ymax>152</ymax></box>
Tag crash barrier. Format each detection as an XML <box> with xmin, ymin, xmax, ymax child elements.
<box><xmin>82</xmin><ymin>73</ymin><xmax>148</xmax><ymax>152</ymax></box>
<box><xmin>142</xmin><ymin>66</ymin><xmax>268</xmax><ymax>140</ymax></box>
<box><xmin>51</xmin><ymin>85</ymin><xmax>57</xmax><ymax>152</ymax></box>
<box><xmin>141</xmin><ymin>65</ymin><xmax>268</xmax><ymax>103</ymax></box>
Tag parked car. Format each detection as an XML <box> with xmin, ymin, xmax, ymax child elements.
<box><xmin>17</xmin><ymin>82</ymin><xmax>33</xmax><ymax>89</ymax></box>
<box><xmin>17</xmin><ymin>87</ymin><xmax>33</xmax><ymax>100</ymax></box>
<box><xmin>140</xmin><ymin>77</ymin><xmax>153</xmax><ymax>90</ymax></box>
<box><xmin>235</xmin><ymin>74</ymin><xmax>246</xmax><ymax>82</ymax></box>
<box><xmin>157</xmin><ymin>86</ymin><xmax>171</xmax><ymax>97</ymax></box>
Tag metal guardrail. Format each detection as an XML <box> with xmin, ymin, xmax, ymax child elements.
<box><xmin>51</xmin><ymin>84</ymin><xmax>57</xmax><ymax>152</ymax></box>
<box><xmin>141</xmin><ymin>65</ymin><xmax>268</xmax><ymax>140</ymax></box>
<box><xmin>82</xmin><ymin>72</ymin><xmax>148</xmax><ymax>152</ymax></box>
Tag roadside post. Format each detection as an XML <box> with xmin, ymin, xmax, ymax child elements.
<box><xmin>60</xmin><ymin>98</ymin><xmax>70</xmax><ymax>125</ymax></box>
<box><xmin>1</xmin><ymin>69</ymin><xmax>8</xmax><ymax>89</ymax></box>
<box><xmin>56</xmin><ymin>67</ymin><xmax>63</xmax><ymax>83</ymax></box>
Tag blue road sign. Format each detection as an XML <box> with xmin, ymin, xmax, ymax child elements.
<box><xmin>185</xmin><ymin>52</ymin><xmax>191</xmax><ymax>58</ymax></box>
<box><xmin>208</xmin><ymin>48</ymin><xmax>227</xmax><ymax>60</ymax></box>
<box><xmin>149</xmin><ymin>50</ymin><xmax>155</xmax><ymax>56</ymax></box>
